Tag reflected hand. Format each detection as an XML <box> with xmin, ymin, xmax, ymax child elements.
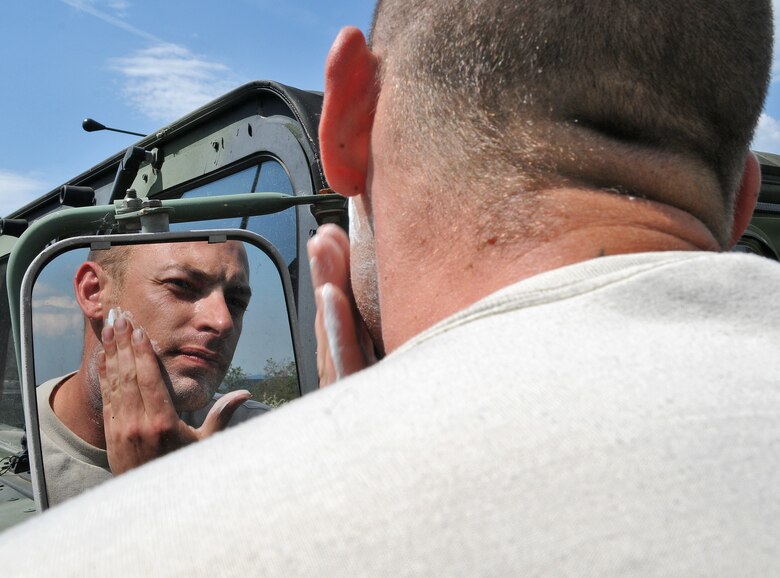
<box><xmin>98</xmin><ymin>309</ymin><xmax>250</xmax><ymax>475</ymax></box>
<box><xmin>307</xmin><ymin>224</ymin><xmax>376</xmax><ymax>387</ymax></box>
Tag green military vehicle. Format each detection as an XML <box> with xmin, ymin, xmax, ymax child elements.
<box><xmin>0</xmin><ymin>80</ymin><xmax>778</xmax><ymax>533</ymax></box>
<box><xmin>0</xmin><ymin>81</ymin><xmax>344</xmax><ymax>530</ymax></box>
<box><xmin>738</xmin><ymin>151</ymin><xmax>780</xmax><ymax>259</ymax></box>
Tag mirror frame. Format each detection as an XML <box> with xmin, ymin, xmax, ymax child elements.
<box><xmin>19</xmin><ymin>229</ymin><xmax>303</xmax><ymax>510</ymax></box>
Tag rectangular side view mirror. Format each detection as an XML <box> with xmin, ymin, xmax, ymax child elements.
<box><xmin>19</xmin><ymin>230</ymin><xmax>303</xmax><ymax>510</ymax></box>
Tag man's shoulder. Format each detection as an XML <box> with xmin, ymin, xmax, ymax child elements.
<box><xmin>222</xmin><ymin>397</ymin><xmax>273</xmax><ymax>428</ymax></box>
<box><xmin>402</xmin><ymin>250</ymin><xmax>780</xmax><ymax>349</ymax></box>
<box><xmin>36</xmin><ymin>372</ymin><xmax>76</xmax><ymax>399</ymax></box>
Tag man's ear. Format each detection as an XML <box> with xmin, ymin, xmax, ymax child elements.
<box><xmin>320</xmin><ymin>26</ymin><xmax>380</xmax><ymax>197</ymax></box>
<box><xmin>729</xmin><ymin>151</ymin><xmax>761</xmax><ymax>247</ymax></box>
<box><xmin>74</xmin><ymin>262</ymin><xmax>107</xmax><ymax>322</ymax></box>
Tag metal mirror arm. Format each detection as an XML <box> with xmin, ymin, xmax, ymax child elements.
<box><xmin>109</xmin><ymin>146</ymin><xmax>161</xmax><ymax>201</ymax></box>
<box><xmin>6</xmin><ymin>190</ymin><xmax>345</xmax><ymax>374</ymax></box>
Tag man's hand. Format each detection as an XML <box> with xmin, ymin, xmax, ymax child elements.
<box><xmin>307</xmin><ymin>224</ymin><xmax>376</xmax><ymax>387</ymax></box>
<box><xmin>98</xmin><ymin>309</ymin><xmax>250</xmax><ymax>475</ymax></box>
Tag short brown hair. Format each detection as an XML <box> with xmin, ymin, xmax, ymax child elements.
<box><xmin>370</xmin><ymin>0</ymin><xmax>773</xmax><ymax>237</ymax></box>
<box><xmin>87</xmin><ymin>245</ymin><xmax>133</xmax><ymax>293</ymax></box>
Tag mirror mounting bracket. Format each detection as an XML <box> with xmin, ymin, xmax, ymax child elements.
<box><xmin>114</xmin><ymin>189</ymin><xmax>174</xmax><ymax>233</ymax></box>
<box><xmin>310</xmin><ymin>188</ymin><xmax>348</xmax><ymax>229</ymax></box>
<box><xmin>6</xmin><ymin>190</ymin><xmax>344</xmax><ymax>384</ymax></box>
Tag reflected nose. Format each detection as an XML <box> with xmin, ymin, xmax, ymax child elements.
<box><xmin>196</xmin><ymin>289</ymin><xmax>235</xmax><ymax>336</ymax></box>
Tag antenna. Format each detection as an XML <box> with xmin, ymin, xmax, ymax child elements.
<box><xmin>82</xmin><ymin>118</ymin><xmax>146</xmax><ymax>138</ymax></box>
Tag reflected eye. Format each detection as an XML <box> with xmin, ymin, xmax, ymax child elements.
<box><xmin>227</xmin><ymin>295</ymin><xmax>250</xmax><ymax>314</ymax></box>
<box><xmin>165</xmin><ymin>278</ymin><xmax>198</xmax><ymax>295</ymax></box>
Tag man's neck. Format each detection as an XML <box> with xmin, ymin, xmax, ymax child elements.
<box><xmin>50</xmin><ymin>368</ymin><xmax>107</xmax><ymax>450</ymax></box>
<box><xmin>376</xmin><ymin>187</ymin><xmax>722</xmax><ymax>352</ymax></box>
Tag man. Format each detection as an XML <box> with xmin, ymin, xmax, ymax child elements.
<box><xmin>38</xmin><ymin>240</ymin><xmax>266</xmax><ymax>505</ymax></box>
<box><xmin>2</xmin><ymin>1</ymin><xmax>779</xmax><ymax>575</ymax></box>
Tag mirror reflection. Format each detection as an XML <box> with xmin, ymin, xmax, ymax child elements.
<box><xmin>31</xmin><ymin>238</ymin><xmax>298</xmax><ymax>507</ymax></box>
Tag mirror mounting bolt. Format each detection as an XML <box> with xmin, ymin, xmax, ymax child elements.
<box><xmin>114</xmin><ymin>189</ymin><xmax>174</xmax><ymax>233</ymax></box>
<box><xmin>310</xmin><ymin>188</ymin><xmax>348</xmax><ymax>230</ymax></box>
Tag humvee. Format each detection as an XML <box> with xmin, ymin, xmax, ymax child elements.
<box><xmin>0</xmin><ymin>81</ymin><xmax>344</xmax><ymax>530</ymax></box>
<box><xmin>0</xmin><ymin>80</ymin><xmax>778</xmax><ymax>533</ymax></box>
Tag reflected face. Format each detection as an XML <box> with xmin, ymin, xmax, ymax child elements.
<box><xmin>104</xmin><ymin>241</ymin><xmax>250</xmax><ymax>411</ymax></box>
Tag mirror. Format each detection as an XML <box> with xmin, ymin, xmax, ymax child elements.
<box><xmin>21</xmin><ymin>231</ymin><xmax>300</xmax><ymax>509</ymax></box>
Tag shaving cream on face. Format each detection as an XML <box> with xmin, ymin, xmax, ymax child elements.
<box><xmin>348</xmin><ymin>197</ymin><xmax>360</xmax><ymax>236</ymax></box>
<box><xmin>105</xmin><ymin>308</ymin><xmax>159</xmax><ymax>351</ymax></box>
<box><xmin>106</xmin><ymin>307</ymin><xmax>121</xmax><ymax>328</ymax></box>
<box><xmin>348</xmin><ymin>198</ymin><xmax>383</xmax><ymax>351</ymax></box>
<box><xmin>321</xmin><ymin>283</ymin><xmax>345</xmax><ymax>380</ymax></box>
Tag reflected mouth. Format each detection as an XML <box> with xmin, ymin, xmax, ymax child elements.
<box><xmin>174</xmin><ymin>346</ymin><xmax>227</xmax><ymax>369</ymax></box>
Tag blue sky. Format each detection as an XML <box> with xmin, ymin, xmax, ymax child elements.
<box><xmin>1</xmin><ymin>0</ymin><xmax>780</xmax><ymax>217</ymax></box>
<box><xmin>0</xmin><ymin>0</ymin><xmax>373</xmax><ymax>216</ymax></box>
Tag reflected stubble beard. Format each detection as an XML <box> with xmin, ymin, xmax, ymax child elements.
<box><xmin>149</xmin><ymin>330</ymin><xmax>235</xmax><ymax>412</ymax></box>
<box><xmin>157</xmin><ymin>354</ymin><xmax>230</xmax><ymax>412</ymax></box>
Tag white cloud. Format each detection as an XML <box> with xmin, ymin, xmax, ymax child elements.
<box><xmin>33</xmin><ymin>289</ymin><xmax>83</xmax><ymax>338</ymax></box>
<box><xmin>752</xmin><ymin>113</ymin><xmax>780</xmax><ymax>153</ymax></box>
<box><xmin>0</xmin><ymin>170</ymin><xmax>49</xmax><ymax>217</ymax></box>
<box><xmin>33</xmin><ymin>295</ymin><xmax>81</xmax><ymax>311</ymax></box>
<box><xmin>33</xmin><ymin>312</ymin><xmax>83</xmax><ymax>338</ymax></box>
<box><xmin>62</xmin><ymin>0</ymin><xmax>158</xmax><ymax>42</ymax></box>
<box><xmin>62</xmin><ymin>0</ymin><xmax>241</xmax><ymax>123</ymax></box>
<box><xmin>110</xmin><ymin>44</ymin><xmax>239</xmax><ymax>122</ymax></box>
<box><xmin>106</xmin><ymin>0</ymin><xmax>131</xmax><ymax>16</ymax></box>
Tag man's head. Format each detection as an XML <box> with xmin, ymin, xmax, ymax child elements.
<box><xmin>369</xmin><ymin>0</ymin><xmax>771</xmax><ymax>238</ymax></box>
<box><xmin>76</xmin><ymin>241</ymin><xmax>251</xmax><ymax>412</ymax></box>
<box><xmin>320</xmin><ymin>0</ymin><xmax>772</xmax><ymax>350</ymax></box>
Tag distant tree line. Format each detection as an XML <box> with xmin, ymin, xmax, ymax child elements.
<box><xmin>222</xmin><ymin>358</ymin><xmax>298</xmax><ymax>408</ymax></box>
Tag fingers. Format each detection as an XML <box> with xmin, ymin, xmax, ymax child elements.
<box><xmin>100</xmin><ymin>306</ymin><xmax>252</xmax><ymax>472</ymax></box>
<box><xmin>318</xmin><ymin>283</ymin><xmax>367</xmax><ymax>384</ymax></box>
<box><xmin>197</xmin><ymin>390</ymin><xmax>252</xmax><ymax>437</ymax></box>
<box><xmin>314</xmin><ymin>288</ymin><xmax>338</xmax><ymax>385</ymax></box>
<box><xmin>129</xmin><ymin>325</ymin><xmax>175</xmax><ymax>416</ymax></box>
<box><xmin>101</xmin><ymin>308</ymin><xmax>184</xmax><ymax>475</ymax></box>
<box><xmin>101</xmin><ymin>311</ymin><xmax>143</xmax><ymax>415</ymax></box>
<box><xmin>308</xmin><ymin>224</ymin><xmax>375</xmax><ymax>387</ymax></box>
<box><xmin>308</xmin><ymin>223</ymin><xmax>351</xmax><ymax>295</ymax></box>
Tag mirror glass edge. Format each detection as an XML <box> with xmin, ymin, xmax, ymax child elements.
<box><xmin>20</xmin><ymin>228</ymin><xmax>301</xmax><ymax>511</ymax></box>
